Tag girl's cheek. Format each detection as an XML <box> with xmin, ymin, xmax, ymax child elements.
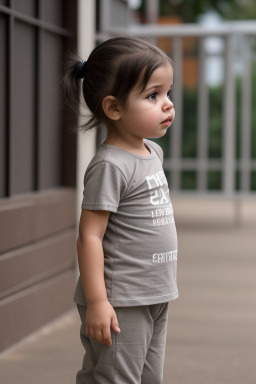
<box><xmin>171</xmin><ymin>108</ymin><xmax>175</xmax><ymax>121</ymax></box>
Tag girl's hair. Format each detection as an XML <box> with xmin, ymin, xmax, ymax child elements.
<box><xmin>63</xmin><ymin>36</ymin><xmax>173</xmax><ymax>130</ymax></box>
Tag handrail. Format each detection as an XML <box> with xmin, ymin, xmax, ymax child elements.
<box><xmin>107</xmin><ymin>21</ymin><xmax>256</xmax><ymax>37</ymax></box>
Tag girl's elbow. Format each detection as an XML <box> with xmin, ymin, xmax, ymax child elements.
<box><xmin>77</xmin><ymin>235</ymin><xmax>84</xmax><ymax>252</ymax></box>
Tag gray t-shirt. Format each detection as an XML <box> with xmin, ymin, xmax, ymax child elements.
<box><xmin>74</xmin><ymin>139</ymin><xmax>178</xmax><ymax>307</ymax></box>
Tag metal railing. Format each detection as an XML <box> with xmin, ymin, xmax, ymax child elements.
<box><xmin>100</xmin><ymin>21</ymin><xmax>256</xmax><ymax>196</ymax></box>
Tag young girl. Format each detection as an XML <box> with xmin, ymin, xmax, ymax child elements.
<box><xmin>64</xmin><ymin>36</ymin><xmax>178</xmax><ymax>384</ymax></box>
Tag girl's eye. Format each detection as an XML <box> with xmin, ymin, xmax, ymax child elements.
<box><xmin>147</xmin><ymin>92</ymin><xmax>157</xmax><ymax>101</ymax></box>
<box><xmin>167</xmin><ymin>89</ymin><xmax>173</xmax><ymax>100</ymax></box>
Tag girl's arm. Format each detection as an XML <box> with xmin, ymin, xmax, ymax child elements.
<box><xmin>77</xmin><ymin>209</ymin><xmax>120</xmax><ymax>346</ymax></box>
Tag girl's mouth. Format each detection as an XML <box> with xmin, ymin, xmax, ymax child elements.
<box><xmin>161</xmin><ymin>117</ymin><xmax>172</xmax><ymax>127</ymax></box>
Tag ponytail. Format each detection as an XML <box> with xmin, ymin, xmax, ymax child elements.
<box><xmin>62</xmin><ymin>54</ymin><xmax>86</xmax><ymax>122</ymax></box>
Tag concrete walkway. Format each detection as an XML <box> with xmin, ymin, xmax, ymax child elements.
<box><xmin>1</xmin><ymin>197</ymin><xmax>256</xmax><ymax>384</ymax></box>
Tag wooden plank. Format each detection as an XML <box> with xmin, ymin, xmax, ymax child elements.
<box><xmin>10</xmin><ymin>21</ymin><xmax>35</xmax><ymax>194</ymax></box>
<box><xmin>33</xmin><ymin>189</ymin><xmax>76</xmax><ymax>239</ymax></box>
<box><xmin>0</xmin><ymin>5</ymin><xmax>70</xmax><ymax>36</ymax></box>
<box><xmin>0</xmin><ymin>188</ymin><xmax>76</xmax><ymax>254</ymax></box>
<box><xmin>0</xmin><ymin>229</ymin><xmax>76</xmax><ymax>297</ymax></box>
<box><xmin>38</xmin><ymin>31</ymin><xmax>62</xmax><ymax>190</ymax></box>
<box><xmin>0</xmin><ymin>271</ymin><xmax>76</xmax><ymax>352</ymax></box>
<box><xmin>0</xmin><ymin>14</ymin><xmax>7</xmax><ymax>197</ymax></box>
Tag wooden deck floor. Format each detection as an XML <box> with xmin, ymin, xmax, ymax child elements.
<box><xmin>1</xmin><ymin>196</ymin><xmax>255</xmax><ymax>384</ymax></box>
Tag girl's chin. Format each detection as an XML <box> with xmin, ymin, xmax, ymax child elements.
<box><xmin>151</xmin><ymin>130</ymin><xmax>168</xmax><ymax>139</ymax></box>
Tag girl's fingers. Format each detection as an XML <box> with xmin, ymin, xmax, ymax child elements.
<box><xmin>102</xmin><ymin>327</ymin><xmax>112</xmax><ymax>346</ymax></box>
<box><xmin>87</xmin><ymin>326</ymin><xmax>95</xmax><ymax>340</ymax></box>
<box><xmin>111</xmin><ymin>315</ymin><xmax>121</xmax><ymax>333</ymax></box>
<box><xmin>94</xmin><ymin>328</ymin><xmax>104</xmax><ymax>344</ymax></box>
<box><xmin>87</xmin><ymin>325</ymin><xmax>112</xmax><ymax>346</ymax></box>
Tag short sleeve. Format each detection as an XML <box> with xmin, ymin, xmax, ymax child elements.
<box><xmin>81</xmin><ymin>161</ymin><xmax>127</xmax><ymax>212</ymax></box>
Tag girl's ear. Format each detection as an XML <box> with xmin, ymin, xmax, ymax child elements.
<box><xmin>102</xmin><ymin>96</ymin><xmax>121</xmax><ymax>121</ymax></box>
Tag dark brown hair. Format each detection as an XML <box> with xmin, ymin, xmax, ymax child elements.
<box><xmin>63</xmin><ymin>36</ymin><xmax>173</xmax><ymax>130</ymax></box>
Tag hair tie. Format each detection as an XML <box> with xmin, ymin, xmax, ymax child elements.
<box><xmin>76</xmin><ymin>60</ymin><xmax>87</xmax><ymax>79</ymax></box>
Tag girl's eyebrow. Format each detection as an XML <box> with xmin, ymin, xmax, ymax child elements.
<box><xmin>145</xmin><ymin>84</ymin><xmax>161</xmax><ymax>92</ymax></box>
<box><xmin>144</xmin><ymin>82</ymin><xmax>173</xmax><ymax>93</ymax></box>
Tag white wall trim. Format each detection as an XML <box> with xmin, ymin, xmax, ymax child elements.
<box><xmin>76</xmin><ymin>0</ymin><xmax>96</xmax><ymax>228</ymax></box>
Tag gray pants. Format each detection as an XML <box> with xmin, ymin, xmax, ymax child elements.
<box><xmin>76</xmin><ymin>303</ymin><xmax>169</xmax><ymax>384</ymax></box>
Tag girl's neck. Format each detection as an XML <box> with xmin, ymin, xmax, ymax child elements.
<box><xmin>104</xmin><ymin>129</ymin><xmax>151</xmax><ymax>156</ymax></box>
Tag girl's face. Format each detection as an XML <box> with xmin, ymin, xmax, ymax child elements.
<box><xmin>117</xmin><ymin>63</ymin><xmax>175</xmax><ymax>142</ymax></box>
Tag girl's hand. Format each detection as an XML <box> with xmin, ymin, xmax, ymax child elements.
<box><xmin>86</xmin><ymin>300</ymin><xmax>120</xmax><ymax>346</ymax></box>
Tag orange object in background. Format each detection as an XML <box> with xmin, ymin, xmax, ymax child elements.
<box><xmin>158</xmin><ymin>16</ymin><xmax>198</xmax><ymax>89</ymax></box>
<box><xmin>183</xmin><ymin>57</ymin><xmax>198</xmax><ymax>89</ymax></box>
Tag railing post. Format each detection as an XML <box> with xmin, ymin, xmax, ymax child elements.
<box><xmin>240</xmin><ymin>35</ymin><xmax>252</xmax><ymax>193</ymax></box>
<box><xmin>99</xmin><ymin>0</ymin><xmax>111</xmax><ymax>32</ymax></box>
<box><xmin>223</xmin><ymin>34</ymin><xmax>236</xmax><ymax>196</ymax></box>
<box><xmin>171</xmin><ymin>36</ymin><xmax>183</xmax><ymax>191</ymax></box>
<box><xmin>197</xmin><ymin>37</ymin><xmax>209</xmax><ymax>192</ymax></box>
<box><xmin>145</xmin><ymin>0</ymin><xmax>159</xmax><ymax>23</ymax></box>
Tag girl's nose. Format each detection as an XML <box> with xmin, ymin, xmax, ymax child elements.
<box><xmin>163</xmin><ymin>98</ymin><xmax>174</xmax><ymax>111</ymax></box>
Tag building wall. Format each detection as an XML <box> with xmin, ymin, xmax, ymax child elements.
<box><xmin>0</xmin><ymin>0</ymin><xmax>78</xmax><ymax>352</ymax></box>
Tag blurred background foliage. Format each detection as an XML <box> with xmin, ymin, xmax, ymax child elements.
<box><xmin>139</xmin><ymin>0</ymin><xmax>256</xmax><ymax>23</ymax></box>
